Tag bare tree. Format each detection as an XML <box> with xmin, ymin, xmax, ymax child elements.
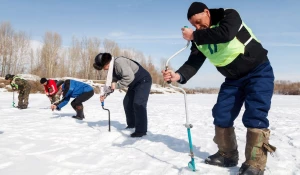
<box><xmin>103</xmin><ymin>39</ymin><xmax>121</xmax><ymax>57</ymax></box>
<box><xmin>67</xmin><ymin>36</ymin><xmax>81</xmax><ymax>77</ymax></box>
<box><xmin>79</xmin><ymin>37</ymin><xmax>101</xmax><ymax>79</ymax></box>
<box><xmin>57</xmin><ymin>49</ymin><xmax>68</xmax><ymax>77</ymax></box>
<box><xmin>40</xmin><ymin>32</ymin><xmax>62</xmax><ymax>77</ymax></box>
<box><xmin>30</xmin><ymin>48</ymin><xmax>42</xmax><ymax>75</ymax></box>
<box><xmin>11</xmin><ymin>31</ymin><xmax>30</xmax><ymax>73</ymax></box>
<box><xmin>0</xmin><ymin>22</ymin><xmax>14</xmax><ymax>76</ymax></box>
<box><xmin>0</xmin><ymin>22</ymin><xmax>31</xmax><ymax>76</ymax></box>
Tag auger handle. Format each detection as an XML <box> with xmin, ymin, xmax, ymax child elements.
<box><xmin>165</xmin><ymin>26</ymin><xmax>190</xmax><ymax>84</ymax></box>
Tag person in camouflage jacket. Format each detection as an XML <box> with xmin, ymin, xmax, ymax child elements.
<box><xmin>5</xmin><ymin>74</ymin><xmax>31</xmax><ymax>109</ymax></box>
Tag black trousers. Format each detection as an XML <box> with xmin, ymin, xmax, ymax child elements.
<box><xmin>71</xmin><ymin>90</ymin><xmax>94</xmax><ymax>110</ymax></box>
<box><xmin>123</xmin><ymin>76</ymin><xmax>152</xmax><ymax>133</ymax></box>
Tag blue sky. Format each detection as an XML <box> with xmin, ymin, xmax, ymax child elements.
<box><xmin>1</xmin><ymin>0</ymin><xmax>299</xmax><ymax>88</ymax></box>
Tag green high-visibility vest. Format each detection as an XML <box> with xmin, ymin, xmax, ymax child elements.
<box><xmin>10</xmin><ymin>76</ymin><xmax>22</xmax><ymax>89</ymax></box>
<box><xmin>195</xmin><ymin>22</ymin><xmax>259</xmax><ymax>67</ymax></box>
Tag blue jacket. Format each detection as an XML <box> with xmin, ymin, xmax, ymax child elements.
<box><xmin>57</xmin><ymin>79</ymin><xmax>93</xmax><ymax>110</ymax></box>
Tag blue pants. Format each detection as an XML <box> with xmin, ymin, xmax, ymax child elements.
<box><xmin>212</xmin><ymin>61</ymin><xmax>274</xmax><ymax>128</ymax></box>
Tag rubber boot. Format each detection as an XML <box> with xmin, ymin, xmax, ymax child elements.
<box><xmin>205</xmin><ymin>126</ymin><xmax>239</xmax><ymax>167</ymax></box>
<box><xmin>72</xmin><ymin>105</ymin><xmax>85</xmax><ymax>120</ymax></box>
<box><xmin>238</xmin><ymin>128</ymin><xmax>276</xmax><ymax>175</ymax></box>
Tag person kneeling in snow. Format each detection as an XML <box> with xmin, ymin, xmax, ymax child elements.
<box><xmin>51</xmin><ymin>79</ymin><xmax>94</xmax><ymax>120</ymax></box>
<box><xmin>93</xmin><ymin>53</ymin><xmax>152</xmax><ymax>137</ymax></box>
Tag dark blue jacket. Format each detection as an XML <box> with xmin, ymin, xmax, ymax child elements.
<box><xmin>57</xmin><ymin>79</ymin><xmax>93</xmax><ymax>110</ymax></box>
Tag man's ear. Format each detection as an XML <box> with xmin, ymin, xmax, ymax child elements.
<box><xmin>204</xmin><ymin>9</ymin><xmax>210</xmax><ymax>18</ymax></box>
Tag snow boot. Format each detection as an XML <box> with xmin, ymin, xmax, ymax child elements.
<box><xmin>17</xmin><ymin>104</ymin><xmax>27</xmax><ymax>109</ymax></box>
<box><xmin>130</xmin><ymin>132</ymin><xmax>146</xmax><ymax>137</ymax></box>
<box><xmin>19</xmin><ymin>105</ymin><xmax>27</xmax><ymax>109</ymax></box>
<box><xmin>238</xmin><ymin>128</ymin><xmax>276</xmax><ymax>175</ymax></box>
<box><xmin>205</xmin><ymin>126</ymin><xmax>239</xmax><ymax>167</ymax></box>
<box><xmin>72</xmin><ymin>105</ymin><xmax>85</xmax><ymax>120</ymax></box>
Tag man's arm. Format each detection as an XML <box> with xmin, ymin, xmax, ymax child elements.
<box><xmin>193</xmin><ymin>9</ymin><xmax>242</xmax><ymax>44</ymax></box>
<box><xmin>55</xmin><ymin>80</ymin><xmax>71</xmax><ymax>110</ymax></box>
<box><xmin>44</xmin><ymin>85</ymin><xmax>49</xmax><ymax>94</ymax></box>
<box><xmin>48</xmin><ymin>80</ymin><xmax>58</xmax><ymax>96</ymax></box>
<box><xmin>176</xmin><ymin>42</ymin><xmax>206</xmax><ymax>84</ymax></box>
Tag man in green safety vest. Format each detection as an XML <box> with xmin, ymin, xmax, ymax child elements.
<box><xmin>5</xmin><ymin>74</ymin><xmax>31</xmax><ymax>109</ymax></box>
<box><xmin>162</xmin><ymin>2</ymin><xmax>276</xmax><ymax>175</ymax></box>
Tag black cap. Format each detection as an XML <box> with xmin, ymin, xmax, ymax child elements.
<box><xmin>56</xmin><ymin>80</ymin><xmax>64</xmax><ymax>88</ymax></box>
<box><xmin>5</xmin><ymin>74</ymin><xmax>13</xmax><ymax>80</ymax></box>
<box><xmin>40</xmin><ymin>78</ymin><xmax>47</xmax><ymax>84</ymax></box>
<box><xmin>187</xmin><ymin>2</ymin><xmax>208</xmax><ymax>19</ymax></box>
<box><xmin>93</xmin><ymin>53</ymin><xmax>112</xmax><ymax>70</ymax></box>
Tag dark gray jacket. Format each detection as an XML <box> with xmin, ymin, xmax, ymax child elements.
<box><xmin>112</xmin><ymin>57</ymin><xmax>139</xmax><ymax>88</ymax></box>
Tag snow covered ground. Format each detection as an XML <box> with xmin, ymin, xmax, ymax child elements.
<box><xmin>0</xmin><ymin>91</ymin><xmax>299</xmax><ymax>175</ymax></box>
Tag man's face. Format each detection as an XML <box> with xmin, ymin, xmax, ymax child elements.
<box><xmin>103</xmin><ymin>63</ymin><xmax>110</xmax><ymax>70</ymax></box>
<box><xmin>43</xmin><ymin>82</ymin><xmax>47</xmax><ymax>86</ymax></box>
<box><xmin>189</xmin><ymin>9</ymin><xmax>211</xmax><ymax>30</ymax></box>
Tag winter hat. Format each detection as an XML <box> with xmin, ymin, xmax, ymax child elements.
<box><xmin>187</xmin><ymin>2</ymin><xmax>208</xmax><ymax>19</ymax></box>
<box><xmin>40</xmin><ymin>78</ymin><xmax>47</xmax><ymax>84</ymax></box>
<box><xmin>56</xmin><ymin>80</ymin><xmax>64</xmax><ymax>88</ymax></box>
<box><xmin>93</xmin><ymin>53</ymin><xmax>112</xmax><ymax>70</ymax></box>
<box><xmin>5</xmin><ymin>74</ymin><xmax>13</xmax><ymax>80</ymax></box>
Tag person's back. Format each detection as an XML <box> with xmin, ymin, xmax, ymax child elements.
<box><xmin>113</xmin><ymin>56</ymin><xmax>141</xmax><ymax>88</ymax></box>
<box><xmin>46</xmin><ymin>79</ymin><xmax>58</xmax><ymax>94</ymax></box>
<box><xmin>63</xmin><ymin>79</ymin><xmax>93</xmax><ymax>98</ymax></box>
<box><xmin>11</xmin><ymin>76</ymin><xmax>30</xmax><ymax>90</ymax></box>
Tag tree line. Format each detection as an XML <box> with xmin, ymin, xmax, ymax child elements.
<box><xmin>1</xmin><ymin>22</ymin><xmax>299</xmax><ymax>95</ymax></box>
<box><xmin>0</xmin><ymin>22</ymin><xmax>172</xmax><ymax>87</ymax></box>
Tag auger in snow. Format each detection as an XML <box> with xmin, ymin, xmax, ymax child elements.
<box><xmin>165</xmin><ymin>26</ymin><xmax>196</xmax><ymax>171</ymax></box>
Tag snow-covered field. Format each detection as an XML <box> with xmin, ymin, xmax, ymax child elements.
<box><xmin>0</xmin><ymin>91</ymin><xmax>299</xmax><ymax>175</ymax></box>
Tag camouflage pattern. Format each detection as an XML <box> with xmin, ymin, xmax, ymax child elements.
<box><xmin>50</xmin><ymin>88</ymin><xmax>62</xmax><ymax>104</ymax></box>
<box><xmin>244</xmin><ymin>128</ymin><xmax>276</xmax><ymax>170</ymax></box>
<box><xmin>10</xmin><ymin>76</ymin><xmax>31</xmax><ymax>109</ymax></box>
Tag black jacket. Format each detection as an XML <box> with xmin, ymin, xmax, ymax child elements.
<box><xmin>176</xmin><ymin>8</ymin><xmax>268</xmax><ymax>83</ymax></box>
